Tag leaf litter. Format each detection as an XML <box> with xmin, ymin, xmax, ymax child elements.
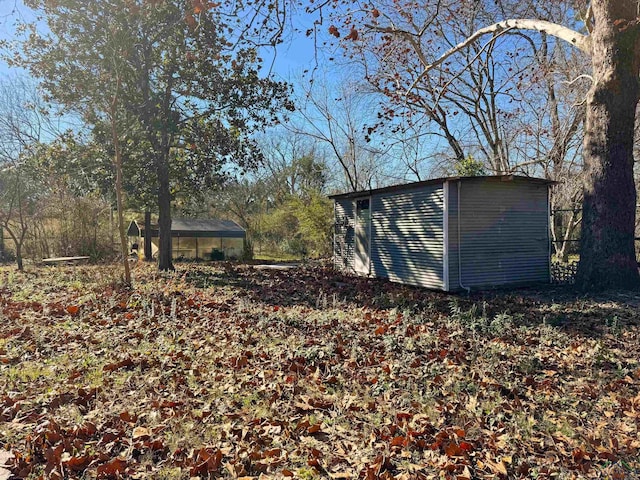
<box><xmin>0</xmin><ymin>262</ymin><xmax>639</xmax><ymax>479</ymax></box>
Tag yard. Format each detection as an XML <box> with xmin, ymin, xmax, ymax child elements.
<box><xmin>1</xmin><ymin>262</ymin><xmax>639</xmax><ymax>479</ymax></box>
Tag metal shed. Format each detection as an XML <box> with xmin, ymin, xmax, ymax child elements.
<box><xmin>330</xmin><ymin>175</ymin><xmax>553</xmax><ymax>291</ymax></box>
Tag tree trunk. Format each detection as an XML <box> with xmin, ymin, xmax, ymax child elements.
<box><xmin>157</xmin><ymin>157</ymin><xmax>174</xmax><ymax>271</ymax></box>
<box><xmin>15</xmin><ymin>243</ymin><xmax>23</xmax><ymax>271</ymax></box>
<box><xmin>144</xmin><ymin>210</ymin><xmax>152</xmax><ymax>261</ymax></box>
<box><xmin>4</xmin><ymin>225</ymin><xmax>25</xmax><ymax>272</ymax></box>
<box><xmin>576</xmin><ymin>1</ymin><xmax>640</xmax><ymax>290</ymax></box>
<box><xmin>112</xmin><ymin>123</ymin><xmax>132</xmax><ymax>286</ymax></box>
<box><xmin>110</xmin><ymin>206</ymin><xmax>115</xmax><ymax>254</ymax></box>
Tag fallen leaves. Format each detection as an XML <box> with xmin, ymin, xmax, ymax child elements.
<box><xmin>190</xmin><ymin>447</ymin><xmax>222</xmax><ymax>476</ymax></box>
<box><xmin>0</xmin><ymin>263</ymin><xmax>639</xmax><ymax>479</ymax></box>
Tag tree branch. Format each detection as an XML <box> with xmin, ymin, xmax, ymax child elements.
<box><xmin>423</xmin><ymin>19</ymin><xmax>591</xmax><ymax>74</ymax></box>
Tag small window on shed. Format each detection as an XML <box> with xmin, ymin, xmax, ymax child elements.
<box><xmin>356</xmin><ymin>199</ymin><xmax>370</xmax><ymax>211</ymax></box>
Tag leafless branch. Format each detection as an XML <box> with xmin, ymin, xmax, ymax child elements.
<box><xmin>423</xmin><ymin>19</ymin><xmax>590</xmax><ymax>74</ymax></box>
<box><xmin>561</xmin><ymin>74</ymin><xmax>594</xmax><ymax>87</ymax></box>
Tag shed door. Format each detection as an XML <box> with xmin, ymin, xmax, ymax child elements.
<box><xmin>354</xmin><ymin>198</ymin><xmax>370</xmax><ymax>274</ymax></box>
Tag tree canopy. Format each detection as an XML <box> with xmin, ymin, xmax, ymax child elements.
<box><xmin>12</xmin><ymin>0</ymin><xmax>293</xmax><ymax>273</ymax></box>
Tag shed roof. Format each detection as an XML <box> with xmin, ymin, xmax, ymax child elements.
<box><xmin>129</xmin><ymin>219</ymin><xmax>245</xmax><ymax>238</ymax></box>
<box><xmin>171</xmin><ymin>219</ymin><xmax>245</xmax><ymax>236</ymax></box>
<box><xmin>328</xmin><ymin>175</ymin><xmax>555</xmax><ymax>200</ymax></box>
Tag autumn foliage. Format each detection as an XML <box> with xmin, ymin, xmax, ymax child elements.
<box><xmin>0</xmin><ymin>263</ymin><xmax>639</xmax><ymax>479</ymax></box>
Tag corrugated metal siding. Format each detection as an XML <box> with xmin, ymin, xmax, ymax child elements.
<box><xmin>456</xmin><ymin>179</ymin><xmax>550</xmax><ymax>288</ymax></box>
<box><xmin>447</xmin><ymin>181</ymin><xmax>459</xmax><ymax>289</ymax></box>
<box><xmin>334</xmin><ymin>199</ymin><xmax>355</xmax><ymax>272</ymax></box>
<box><xmin>371</xmin><ymin>184</ymin><xmax>444</xmax><ymax>289</ymax></box>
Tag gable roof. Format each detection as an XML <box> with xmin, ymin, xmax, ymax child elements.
<box><xmin>128</xmin><ymin>219</ymin><xmax>245</xmax><ymax>238</ymax></box>
<box><xmin>171</xmin><ymin>219</ymin><xmax>245</xmax><ymax>236</ymax></box>
<box><xmin>328</xmin><ymin>175</ymin><xmax>555</xmax><ymax>200</ymax></box>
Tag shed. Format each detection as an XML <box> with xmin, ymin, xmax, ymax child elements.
<box><xmin>329</xmin><ymin>175</ymin><xmax>553</xmax><ymax>291</ymax></box>
<box><xmin>127</xmin><ymin>218</ymin><xmax>246</xmax><ymax>260</ymax></box>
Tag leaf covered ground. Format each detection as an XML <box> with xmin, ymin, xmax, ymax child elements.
<box><xmin>1</xmin><ymin>262</ymin><xmax>639</xmax><ymax>479</ymax></box>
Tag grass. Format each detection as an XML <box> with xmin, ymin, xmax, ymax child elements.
<box><xmin>0</xmin><ymin>262</ymin><xmax>639</xmax><ymax>479</ymax></box>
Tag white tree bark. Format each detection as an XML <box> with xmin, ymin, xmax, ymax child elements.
<box><xmin>423</xmin><ymin>19</ymin><xmax>591</xmax><ymax>73</ymax></box>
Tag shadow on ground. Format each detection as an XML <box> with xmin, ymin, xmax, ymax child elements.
<box><xmin>183</xmin><ymin>262</ymin><xmax>640</xmax><ymax>338</ymax></box>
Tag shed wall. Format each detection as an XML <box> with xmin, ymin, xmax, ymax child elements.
<box><xmin>450</xmin><ymin>179</ymin><xmax>550</xmax><ymax>288</ymax></box>
<box><xmin>334</xmin><ymin>199</ymin><xmax>355</xmax><ymax>272</ymax></box>
<box><xmin>447</xmin><ymin>182</ymin><xmax>459</xmax><ymax>289</ymax></box>
<box><xmin>370</xmin><ymin>184</ymin><xmax>444</xmax><ymax>289</ymax></box>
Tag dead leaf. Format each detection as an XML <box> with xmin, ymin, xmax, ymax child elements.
<box><xmin>103</xmin><ymin>358</ymin><xmax>134</xmax><ymax>372</ymax></box>
<box><xmin>486</xmin><ymin>459</ymin><xmax>508</xmax><ymax>476</ymax></box>
<box><xmin>96</xmin><ymin>457</ymin><xmax>127</xmax><ymax>479</ymax></box>
<box><xmin>132</xmin><ymin>426</ymin><xmax>150</xmax><ymax>440</ymax></box>
<box><xmin>345</xmin><ymin>27</ymin><xmax>359</xmax><ymax>40</ymax></box>
<box><xmin>119</xmin><ymin>411</ymin><xmax>137</xmax><ymax>423</ymax></box>
<box><xmin>64</xmin><ymin>455</ymin><xmax>93</xmax><ymax>471</ymax></box>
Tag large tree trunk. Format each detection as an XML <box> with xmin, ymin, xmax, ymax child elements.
<box><xmin>157</xmin><ymin>157</ymin><xmax>174</xmax><ymax>271</ymax></box>
<box><xmin>576</xmin><ymin>1</ymin><xmax>640</xmax><ymax>290</ymax></box>
<box><xmin>144</xmin><ymin>210</ymin><xmax>152</xmax><ymax>261</ymax></box>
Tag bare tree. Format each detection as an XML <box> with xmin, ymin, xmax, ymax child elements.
<box><xmin>0</xmin><ymin>77</ymin><xmax>58</xmax><ymax>270</ymax></box>
<box><xmin>288</xmin><ymin>75</ymin><xmax>390</xmax><ymax>192</ymax></box>
<box><xmin>326</xmin><ymin>0</ymin><xmax>584</xmax><ymax>174</ymax></box>
<box><xmin>0</xmin><ymin>77</ymin><xmax>59</xmax><ymax>160</ymax></box>
<box><xmin>0</xmin><ymin>165</ymin><xmax>32</xmax><ymax>270</ymax></box>
<box><xmin>257</xmin><ymin>132</ymin><xmax>328</xmax><ymax>200</ymax></box>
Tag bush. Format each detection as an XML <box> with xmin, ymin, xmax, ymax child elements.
<box><xmin>0</xmin><ymin>248</ymin><xmax>16</xmax><ymax>264</ymax></box>
<box><xmin>210</xmin><ymin>249</ymin><xmax>225</xmax><ymax>261</ymax></box>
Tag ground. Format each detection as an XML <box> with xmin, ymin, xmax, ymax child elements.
<box><xmin>0</xmin><ymin>262</ymin><xmax>639</xmax><ymax>479</ymax></box>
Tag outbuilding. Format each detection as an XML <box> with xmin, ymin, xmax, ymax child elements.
<box><xmin>329</xmin><ymin>175</ymin><xmax>553</xmax><ymax>291</ymax></box>
<box><xmin>127</xmin><ymin>218</ymin><xmax>246</xmax><ymax>260</ymax></box>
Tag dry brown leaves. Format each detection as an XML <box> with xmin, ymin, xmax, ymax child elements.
<box><xmin>0</xmin><ymin>262</ymin><xmax>639</xmax><ymax>479</ymax></box>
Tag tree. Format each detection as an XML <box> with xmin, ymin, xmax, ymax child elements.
<box><xmin>330</xmin><ymin>0</ymin><xmax>639</xmax><ymax>290</ymax></box>
<box><xmin>207</xmin><ymin>176</ymin><xmax>269</xmax><ymax>254</ymax></box>
<box><xmin>0</xmin><ymin>77</ymin><xmax>57</xmax><ymax>270</ymax></box>
<box><xmin>575</xmin><ymin>2</ymin><xmax>639</xmax><ymax>289</ymax></box>
<box><xmin>205</xmin><ymin>133</ymin><xmax>333</xmax><ymax>258</ymax></box>
<box><xmin>12</xmin><ymin>0</ymin><xmax>292</xmax><ymax>273</ymax></box>
<box><xmin>288</xmin><ymin>75</ymin><xmax>390</xmax><ymax>192</ymax></box>
<box><xmin>260</xmin><ymin>140</ymin><xmax>332</xmax><ymax>256</ymax></box>
<box><xmin>0</xmin><ymin>164</ymin><xmax>34</xmax><ymax>270</ymax></box>
<box><xmin>0</xmin><ymin>226</ymin><xmax>5</xmax><ymax>262</ymax></box>
<box><xmin>26</xmin><ymin>136</ymin><xmax>116</xmax><ymax>260</ymax></box>
<box><xmin>325</xmin><ymin>1</ymin><xmax>583</xmax><ymax>176</ymax></box>
<box><xmin>288</xmin><ymin>190</ymin><xmax>333</xmax><ymax>257</ymax></box>
<box><xmin>454</xmin><ymin>156</ymin><xmax>486</xmax><ymax>177</ymax></box>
